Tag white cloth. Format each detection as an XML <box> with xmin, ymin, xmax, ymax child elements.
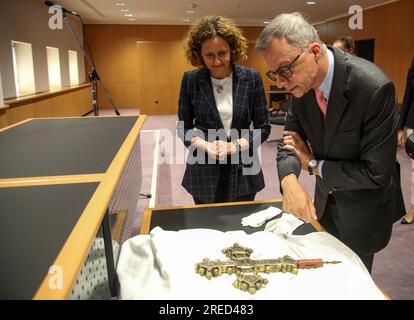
<box><xmin>117</xmin><ymin>227</ymin><xmax>386</xmax><ymax>300</ymax></box>
<box><xmin>241</xmin><ymin>206</ymin><xmax>282</xmax><ymax>227</ymax></box>
<box><xmin>264</xmin><ymin>212</ymin><xmax>305</xmax><ymax>235</ymax></box>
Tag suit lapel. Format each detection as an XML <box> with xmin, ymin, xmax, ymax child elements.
<box><xmin>323</xmin><ymin>47</ymin><xmax>349</xmax><ymax>156</ymax></box>
<box><xmin>198</xmin><ymin>68</ymin><xmax>223</xmax><ymax>127</ymax></box>
<box><xmin>303</xmin><ymin>91</ymin><xmax>325</xmax><ymax>155</ymax></box>
<box><xmin>231</xmin><ymin>64</ymin><xmax>249</xmax><ymax>129</ymax></box>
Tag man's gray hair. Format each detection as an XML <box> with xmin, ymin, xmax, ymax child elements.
<box><xmin>256</xmin><ymin>12</ymin><xmax>321</xmax><ymax>51</ymax></box>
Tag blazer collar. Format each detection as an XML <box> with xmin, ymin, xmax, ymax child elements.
<box><xmin>231</xmin><ymin>64</ymin><xmax>249</xmax><ymax>128</ymax></box>
<box><xmin>197</xmin><ymin>64</ymin><xmax>248</xmax><ymax>128</ymax></box>
<box><xmin>197</xmin><ymin>67</ymin><xmax>222</xmax><ymax>126</ymax></box>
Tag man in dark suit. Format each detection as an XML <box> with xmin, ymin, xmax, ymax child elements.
<box><xmin>256</xmin><ymin>12</ymin><xmax>405</xmax><ymax>272</ymax></box>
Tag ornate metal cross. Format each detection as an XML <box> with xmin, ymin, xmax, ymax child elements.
<box><xmin>195</xmin><ymin>243</ymin><xmax>340</xmax><ymax>294</ymax></box>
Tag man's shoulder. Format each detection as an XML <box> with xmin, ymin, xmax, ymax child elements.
<box><xmin>345</xmin><ymin>55</ymin><xmax>392</xmax><ymax>89</ymax></box>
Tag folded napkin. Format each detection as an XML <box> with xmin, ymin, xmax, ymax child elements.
<box><xmin>264</xmin><ymin>212</ymin><xmax>305</xmax><ymax>235</ymax></box>
<box><xmin>241</xmin><ymin>206</ymin><xmax>283</xmax><ymax>227</ymax></box>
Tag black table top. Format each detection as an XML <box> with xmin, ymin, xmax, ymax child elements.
<box><xmin>0</xmin><ymin>117</ymin><xmax>137</xmax><ymax>179</ymax></box>
<box><xmin>149</xmin><ymin>202</ymin><xmax>316</xmax><ymax>236</ymax></box>
<box><xmin>0</xmin><ymin>182</ymin><xmax>99</xmax><ymax>299</ymax></box>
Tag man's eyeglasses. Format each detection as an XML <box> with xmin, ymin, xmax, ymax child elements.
<box><xmin>266</xmin><ymin>51</ymin><xmax>305</xmax><ymax>81</ymax></box>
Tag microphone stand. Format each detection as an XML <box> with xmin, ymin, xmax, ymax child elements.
<box><xmin>63</xmin><ymin>13</ymin><xmax>120</xmax><ymax>116</ymax></box>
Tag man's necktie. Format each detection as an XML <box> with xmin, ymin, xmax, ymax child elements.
<box><xmin>314</xmin><ymin>88</ymin><xmax>327</xmax><ymax>122</ymax></box>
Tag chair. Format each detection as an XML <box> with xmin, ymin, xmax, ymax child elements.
<box><xmin>268</xmin><ymin>85</ymin><xmax>290</xmax><ymax>112</ymax></box>
<box><xmin>266</xmin><ymin>98</ymin><xmax>292</xmax><ymax>143</ymax></box>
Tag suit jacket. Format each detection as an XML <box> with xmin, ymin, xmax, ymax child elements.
<box><xmin>277</xmin><ymin>46</ymin><xmax>405</xmax><ymax>254</ymax></box>
<box><xmin>398</xmin><ymin>70</ymin><xmax>414</xmax><ymax>129</ymax></box>
<box><xmin>178</xmin><ymin>64</ymin><xmax>270</xmax><ymax>203</ymax></box>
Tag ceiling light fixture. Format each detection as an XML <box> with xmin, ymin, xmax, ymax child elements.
<box><xmin>120</xmin><ymin>9</ymin><xmax>129</xmax><ymax>12</ymax></box>
<box><xmin>186</xmin><ymin>10</ymin><xmax>195</xmax><ymax>14</ymax></box>
<box><xmin>125</xmin><ymin>14</ymin><xmax>133</xmax><ymax>17</ymax></box>
<box><xmin>116</xmin><ymin>2</ymin><xmax>126</xmax><ymax>6</ymax></box>
<box><xmin>263</xmin><ymin>21</ymin><xmax>270</xmax><ymax>24</ymax></box>
<box><xmin>307</xmin><ymin>1</ymin><xmax>316</xmax><ymax>4</ymax></box>
<box><xmin>128</xmin><ymin>18</ymin><xmax>136</xmax><ymax>21</ymax></box>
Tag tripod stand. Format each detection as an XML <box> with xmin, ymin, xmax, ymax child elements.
<box><xmin>63</xmin><ymin>13</ymin><xmax>120</xmax><ymax>116</ymax></box>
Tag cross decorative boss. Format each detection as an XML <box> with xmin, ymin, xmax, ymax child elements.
<box><xmin>195</xmin><ymin>243</ymin><xmax>340</xmax><ymax>294</ymax></box>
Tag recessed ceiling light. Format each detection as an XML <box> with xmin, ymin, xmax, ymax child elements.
<box><xmin>120</xmin><ymin>9</ymin><xmax>129</xmax><ymax>12</ymax></box>
<box><xmin>264</xmin><ymin>21</ymin><xmax>270</xmax><ymax>24</ymax></box>
<box><xmin>128</xmin><ymin>18</ymin><xmax>136</xmax><ymax>21</ymax></box>
<box><xmin>186</xmin><ymin>10</ymin><xmax>195</xmax><ymax>14</ymax></box>
<box><xmin>307</xmin><ymin>1</ymin><xmax>316</xmax><ymax>4</ymax></box>
<box><xmin>125</xmin><ymin>14</ymin><xmax>133</xmax><ymax>17</ymax></box>
<box><xmin>183</xmin><ymin>19</ymin><xmax>190</xmax><ymax>22</ymax></box>
<box><xmin>116</xmin><ymin>2</ymin><xmax>126</xmax><ymax>6</ymax></box>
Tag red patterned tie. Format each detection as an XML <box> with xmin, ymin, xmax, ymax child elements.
<box><xmin>315</xmin><ymin>88</ymin><xmax>327</xmax><ymax>122</ymax></box>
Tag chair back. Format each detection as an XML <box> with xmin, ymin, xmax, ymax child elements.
<box><xmin>269</xmin><ymin>85</ymin><xmax>286</xmax><ymax>103</ymax></box>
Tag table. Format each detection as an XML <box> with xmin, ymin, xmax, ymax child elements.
<box><xmin>139</xmin><ymin>200</ymin><xmax>390</xmax><ymax>299</ymax></box>
<box><xmin>0</xmin><ymin>115</ymin><xmax>146</xmax><ymax>299</ymax></box>
<box><xmin>140</xmin><ymin>199</ymin><xmax>322</xmax><ymax>235</ymax></box>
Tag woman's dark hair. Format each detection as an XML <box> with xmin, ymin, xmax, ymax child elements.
<box><xmin>337</xmin><ymin>36</ymin><xmax>355</xmax><ymax>53</ymax></box>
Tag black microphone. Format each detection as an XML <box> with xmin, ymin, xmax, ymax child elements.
<box><xmin>44</xmin><ymin>1</ymin><xmax>78</xmax><ymax>16</ymax></box>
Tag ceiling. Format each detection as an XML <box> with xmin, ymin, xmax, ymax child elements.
<box><xmin>51</xmin><ymin>0</ymin><xmax>398</xmax><ymax>26</ymax></box>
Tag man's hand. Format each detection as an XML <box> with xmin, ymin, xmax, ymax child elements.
<box><xmin>281</xmin><ymin>174</ymin><xmax>318</xmax><ymax>223</ymax></box>
<box><xmin>398</xmin><ymin>129</ymin><xmax>406</xmax><ymax>148</ymax></box>
<box><xmin>282</xmin><ymin>131</ymin><xmax>312</xmax><ymax>170</ymax></box>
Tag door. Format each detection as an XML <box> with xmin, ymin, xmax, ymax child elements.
<box><xmin>136</xmin><ymin>41</ymin><xmax>192</xmax><ymax>115</ymax></box>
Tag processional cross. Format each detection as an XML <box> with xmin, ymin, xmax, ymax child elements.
<box><xmin>195</xmin><ymin>243</ymin><xmax>340</xmax><ymax>294</ymax></box>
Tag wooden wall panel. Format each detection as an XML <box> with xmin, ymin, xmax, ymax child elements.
<box><xmin>0</xmin><ymin>110</ymin><xmax>7</xmax><ymax>128</ymax></box>
<box><xmin>32</xmin><ymin>100</ymin><xmax>52</xmax><ymax>118</ymax></box>
<box><xmin>84</xmin><ymin>1</ymin><xmax>413</xmax><ymax>113</ymax></box>
<box><xmin>49</xmin><ymin>88</ymin><xmax>91</xmax><ymax>117</ymax></box>
<box><xmin>316</xmin><ymin>0</ymin><xmax>414</xmax><ymax>102</ymax></box>
<box><xmin>136</xmin><ymin>41</ymin><xmax>192</xmax><ymax>114</ymax></box>
<box><xmin>84</xmin><ymin>25</ymin><xmax>266</xmax><ymax>114</ymax></box>
<box><xmin>6</xmin><ymin>104</ymin><xmax>34</xmax><ymax>125</ymax></box>
<box><xmin>1</xmin><ymin>86</ymin><xmax>92</xmax><ymax>129</ymax></box>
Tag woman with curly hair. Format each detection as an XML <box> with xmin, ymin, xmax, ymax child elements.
<box><xmin>177</xmin><ymin>16</ymin><xmax>270</xmax><ymax>204</ymax></box>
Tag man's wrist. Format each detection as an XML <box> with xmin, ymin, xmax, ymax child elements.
<box><xmin>313</xmin><ymin>161</ymin><xmax>320</xmax><ymax>176</ymax></box>
<box><xmin>307</xmin><ymin>158</ymin><xmax>318</xmax><ymax>175</ymax></box>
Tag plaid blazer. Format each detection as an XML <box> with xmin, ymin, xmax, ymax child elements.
<box><xmin>177</xmin><ymin>64</ymin><xmax>270</xmax><ymax>203</ymax></box>
<box><xmin>277</xmin><ymin>46</ymin><xmax>405</xmax><ymax>254</ymax></box>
